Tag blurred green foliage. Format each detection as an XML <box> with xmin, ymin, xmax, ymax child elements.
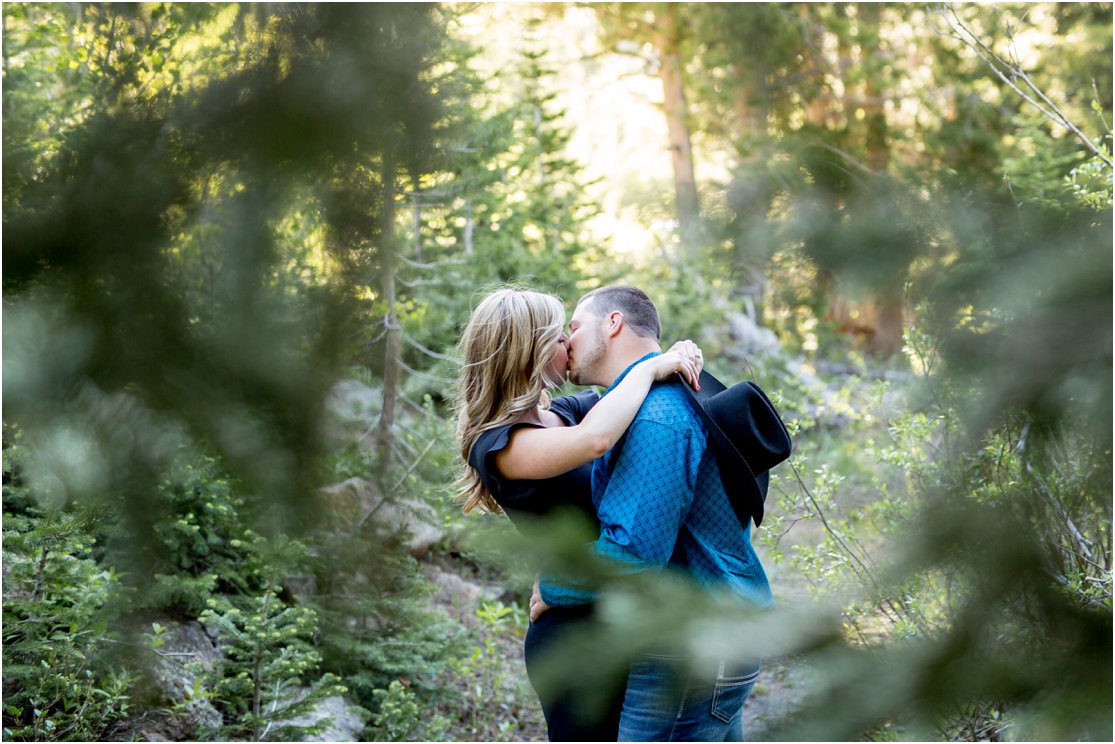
<box><xmin>3</xmin><ymin>1</ymin><xmax>446</xmax><ymax>539</ymax></box>
<box><xmin>3</xmin><ymin>2</ymin><xmax>1112</xmax><ymax>742</ymax></box>
<box><xmin>759</xmin><ymin>291</ymin><xmax>1112</xmax><ymax>739</ymax></box>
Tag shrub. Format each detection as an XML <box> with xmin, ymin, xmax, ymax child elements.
<box><xmin>2</xmin><ymin>511</ymin><xmax>134</xmax><ymax>741</ymax></box>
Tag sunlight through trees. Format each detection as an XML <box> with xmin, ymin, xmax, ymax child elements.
<box><xmin>4</xmin><ymin>3</ymin><xmax>1110</xmax><ymax>741</ymax></box>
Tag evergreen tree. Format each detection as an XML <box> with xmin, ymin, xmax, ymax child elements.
<box><xmin>2</xmin><ymin>436</ymin><xmax>132</xmax><ymax>741</ymax></box>
<box><xmin>199</xmin><ymin>537</ymin><xmax>344</xmax><ymax>741</ymax></box>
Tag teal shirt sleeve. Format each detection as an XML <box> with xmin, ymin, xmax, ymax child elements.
<box><xmin>539</xmin><ymin>416</ymin><xmax>705</xmax><ymax>607</ymax></box>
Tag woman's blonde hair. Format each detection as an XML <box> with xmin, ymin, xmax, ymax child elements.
<box><xmin>454</xmin><ymin>288</ymin><xmax>566</xmax><ymax>514</ymax></box>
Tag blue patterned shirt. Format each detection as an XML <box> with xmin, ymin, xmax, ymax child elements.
<box><xmin>539</xmin><ymin>353</ymin><xmax>774</xmax><ymax>609</ymax></box>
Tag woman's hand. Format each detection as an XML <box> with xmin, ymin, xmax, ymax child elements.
<box><xmin>648</xmin><ymin>340</ymin><xmax>704</xmax><ymax>389</ymax></box>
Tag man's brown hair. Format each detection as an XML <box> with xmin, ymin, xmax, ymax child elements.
<box><xmin>578</xmin><ymin>285</ymin><xmax>660</xmax><ymax>340</ymax></box>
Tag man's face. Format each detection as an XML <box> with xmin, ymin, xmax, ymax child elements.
<box><xmin>567</xmin><ymin>301</ymin><xmax>607</xmax><ymax>386</ymax></box>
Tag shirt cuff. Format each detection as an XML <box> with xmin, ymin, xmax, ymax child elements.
<box><xmin>538</xmin><ymin>578</ymin><xmax>595</xmax><ymax>607</ymax></box>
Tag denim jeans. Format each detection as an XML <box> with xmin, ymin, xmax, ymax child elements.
<box><xmin>618</xmin><ymin>654</ymin><xmax>761</xmax><ymax>742</ymax></box>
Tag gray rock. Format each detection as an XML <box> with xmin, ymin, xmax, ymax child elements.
<box><xmin>320</xmin><ymin>477</ymin><xmax>444</xmax><ymax>557</ymax></box>
<box><xmin>273</xmin><ymin>694</ymin><xmax>368</xmax><ymax>742</ymax></box>
<box><xmin>143</xmin><ymin>619</ymin><xmax>224</xmax><ymax>737</ymax></box>
<box><xmin>320</xmin><ymin>476</ymin><xmax>382</xmax><ymax>522</ymax></box>
<box><xmin>424</xmin><ymin>566</ymin><xmax>503</xmax><ymax>625</ymax></box>
<box><xmin>725</xmin><ymin>311</ymin><xmax>782</xmax><ymax>359</ymax></box>
<box><xmin>327</xmin><ymin>380</ymin><xmax>382</xmax><ymax>422</ymax></box>
<box><xmin>325</xmin><ymin>380</ymin><xmax>382</xmax><ymax>444</ymax></box>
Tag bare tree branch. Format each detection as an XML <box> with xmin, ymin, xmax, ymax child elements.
<box><xmin>932</xmin><ymin>4</ymin><xmax>1113</xmax><ymax>169</ymax></box>
<box><xmin>399</xmin><ymin>253</ymin><xmax>465</xmax><ymax>270</ymax></box>
<box><xmin>401</xmin><ymin>331</ymin><xmax>457</xmax><ymax>361</ymax></box>
<box><xmin>396</xmin><ymin>357</ymin><xmax>456</xmax><ymax>384</ymax></box>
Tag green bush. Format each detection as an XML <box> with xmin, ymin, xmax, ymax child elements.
<box><xmin>368</xmin><ymin>679</ymin><xmax>450</xmax><ymax>741</ymax></box>
<box><xmin>762</xmin><ymin>305</ymin><xmax>1112</xmax><ymax>739</ymax></box>
<box><xmin>114</xmin><ymin>449</ymin><xmax>264</xmax><ymax>616</ymax></box>
<box><xmin>2</xmin><ymin>511</ymin><xmax>134</xmax><ymax>741</ymax></box>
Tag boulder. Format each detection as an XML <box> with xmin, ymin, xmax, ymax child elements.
<box><xmin>134</xmin><ymin>619</ymin><xmax>224</xmax><ymax>739</ymax></box>
<box><xmin>324</xmin><ymin>379</ymin><xmax>383</xmax><ymax>444</ymax></box>
<box><xmin>274</xmin><ymin>694</ymin><xmax>368</xmax><ymax>742</ymax></box>
<box><xmin>724</xmin><ymin>311</ymin><xmax>781</xmax><ymax>359</ymax></box>
<box><xmin>423</xmin><ymin>566</ymin><xmax>503</xmax><ymax>626</ymax></box>
<box><xmin>320</xmin><ymin>477</ymin><xmax>444</xmax><ymax>557</ymax></box>
<box><xmin>320</xmin><ymin>476</ymin><xmax>382</xmax><ymax>520</ymax></box>
<box><xmin>326</xmin><ymin>380</ymin><xmax>382</xmax><ymax>423</ymax></box>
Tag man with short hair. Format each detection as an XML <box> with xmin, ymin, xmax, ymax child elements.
<box><xmin>535</xmin><ymin>284</ymin><xmax>773</xmax><ymax>742</ymax></box>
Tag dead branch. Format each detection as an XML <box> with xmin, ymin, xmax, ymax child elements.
<box><xmin>932</xmin><ymin>4</ymin><xmax>1112</xmax><ymax>169</ymax></box>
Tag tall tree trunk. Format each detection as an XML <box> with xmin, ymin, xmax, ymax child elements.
<box><xmin>803</xmin><ymin>5</ymin><xmax>853</xmax><ymax>335</ymax></box>
<box><xmin>410</xmin><ymin>174</ymin><xmax>423</xmax><ymax>262</ymax></box>
<box><xmin>464</xmin><ymin>200</ymin><xmax>474</xmax><ymax>255</ymax></box>
<box><xmin>650</xmin><ymin>6</ymin><xmax>700</xmax><ymax>257</ymax></box>
<box><xmin>734</xmin><ymin>82</ymin><xmax>766</xmax><ymax>144</ymax></box>
<box><xmin>860</xmin><ymin>6</ymin><xmax>888</xmax><ymax>175</ymax></box>
<box><xmin>2</xmin><ymin>12</ymin><xmax>11</xmax><ymax>119</ymax></box>
<box><xmin>376</xmin><ymin>152</ymin><xmax>401</xmax><ymax>472</ymax></box>
<box><xmin>858</xmin><ymin>2</ymin><xmax>903</xmax><ymax>358</ymax></box>
<box><xmin>801</xmin><ymin>3</ymin><xmax>831</xmax><ymax>129</ymax></box>
<box><xmin>871</xmin><ymin>289</ymin><xmax>904</xmax><ymax>358</ymax></box>
<box><xmin>731</xmin><ymin>77</ymin><xmax>773</xmax><ymax>323</ymax></box>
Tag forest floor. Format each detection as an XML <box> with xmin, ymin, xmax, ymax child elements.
<box><xmin>744</xmin><ymin>546</ymin><xmax>817</xmax><ymax>740</ymax></box>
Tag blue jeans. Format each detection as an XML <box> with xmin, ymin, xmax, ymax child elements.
<box><xmin>618</xmin><ymin>654</ymin><xmax>760</xmax><ymax>742</ymax></box>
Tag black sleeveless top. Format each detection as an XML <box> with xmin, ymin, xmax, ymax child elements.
<box><xmin>467</xmin><ymin>390</ymin><xmax>601</xmax><ymax>528</ymax></box>
<box><xmin>470</xmin><ymin>390</ymin><xmax>624</xmax><ymax>741</ymax></box>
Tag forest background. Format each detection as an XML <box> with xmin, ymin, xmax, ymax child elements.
<box><xmin>2</xmin><ymin>2</ymin><xmax>1111</xmax><ymax>742</ymax></box>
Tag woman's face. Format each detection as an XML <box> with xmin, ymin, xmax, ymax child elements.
<box><xmin>542</xmin><ymin>331</ymin><xmax>571</xmax><ymax>387</ymax></box>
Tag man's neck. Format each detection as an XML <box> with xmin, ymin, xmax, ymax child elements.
<box><xmin>600</xmin><ymin>340</ymin><xmax>661</xmax><ymax>388</ymax></box>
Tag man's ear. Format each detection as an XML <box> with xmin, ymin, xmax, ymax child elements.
<box><xmin>604</xmin><ymin>311</ymin><xmax>624</xmax><ymax>338</ymax></box>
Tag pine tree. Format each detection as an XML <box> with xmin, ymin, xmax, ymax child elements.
<box><xmin>199</xmin><ymin>537</ymin><xmax>345</xmax><ymax>742</ymax></box>
<box><xmin>2</xmin><ymin>491</ymin><xmax>133</xmax><ymax>741</ymax></box>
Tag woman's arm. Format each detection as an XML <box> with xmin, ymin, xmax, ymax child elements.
<box><xmin>494</xmin><ymin>344</ymin><xmax>702</xmax><ymax>480</ymax></box>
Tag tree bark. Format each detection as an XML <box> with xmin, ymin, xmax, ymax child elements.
<box><xmin>376</xmin><ymin>152</ymin><xmax>401</xmax><ymax>472</ymax></box>
<box><xmin>858</xmin><ymin>2</ymin><xmax>903</xmax><ymax>358</ymax></box>
<box><xmin>806</xmin><ymin>5</ymin><xmax>854</xmax><ymax>336</ymax></box>
<box><xmin>410</xmin><ymin>174</ymin><xmax>423</xmax><ymax>262</ymax></box>
<box><xmin>860</xmin><ymin>4</ymin><xmax>889</xmax><ymax>175</ymax></box>
<box><xmin>650</xmin><ymin>5</ymin><xmax>700</xmax><ymax>257</ymax></box>
<box><xmin>464</xmin><ymin>200</ymin><xmax>474</xmax><ymax>255</ymax></box>
<box><xmin>731</xmin><ymin>77</ymin><xmax>772</xmax><ymax>322</ymax></box>
<box><xmin>870</xmin><ymin>288</ymin><xmax>904</xmax><ymax>358</ymax></box>
<box><xmin>734</xmin><ymin>78</ymin><xmax>767</xmax><ymax>144</ymax></box>
<box><xmin>801</xmin><ymin>3</ymin><xmax>831</xmax><ymax>128</ymax></box>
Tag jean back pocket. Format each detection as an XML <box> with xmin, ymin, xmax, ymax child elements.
<box><xmin>710</xmin><ymin>659</ymin><xmax>761</xmax><ymax>724</ymax></box>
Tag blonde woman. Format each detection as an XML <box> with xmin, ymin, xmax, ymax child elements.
<box><xmin>455</xmin><ymin>287</ymin><xmax>701</xmax><ymax>741</ymax></box>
